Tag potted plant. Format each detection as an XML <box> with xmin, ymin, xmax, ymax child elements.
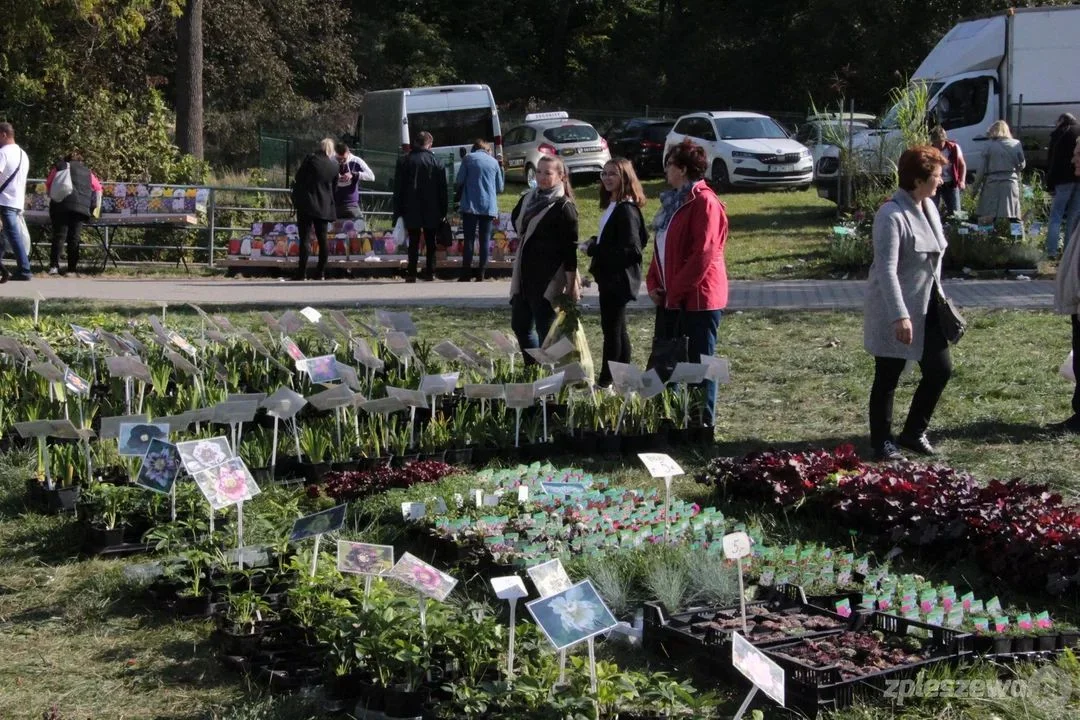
<box><xmin>444</xmin><ymin>405</ymin><xmax>475</xmax><ymax>466</ymax></box>
<box><xmin>83</xmin><ymin>481</ymin><xmax>134</xmax><ymax>549</ymax></box>
<box><xmin>419</xmin><ymin>415</ymin><xmax>450</xmax><ymax>463</ymax></box>
<box><xmin>44</xmin><ymin>443</ymin><xmax>82</xmax><ymax>513</ymax></box>
<box><xmin>171</xmin><ymin>546</ymin><xmax>214</xmax><ymax>617</ymax></box>
<box><xmin>239</xmin><ymin>429</ymin><xmax>275</xmax><ymax>484</ymax></box>
<box><xmin>216</xmin><ymin>588</ymin><xmax>273</xmax><ymax>658</ymax></box>
<box><xmin>389</xmin><ymin>419</ymin><xmax>418</xmax><ymax>468</ymax></box>
<box><xmin>298</xmin><ymin>424</ymin><xmax>333</xmax><ymax>483</ymax></box>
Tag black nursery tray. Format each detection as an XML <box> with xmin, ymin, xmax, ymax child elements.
<box><xmin>762</xmin><ymin>612</ymin><xmax>972</xmax><ymax>718</ymax></box>
<box><xmin>643</xmin><ymin>584</ymin><xmax>832</xmax><ymax>660</ymax></box>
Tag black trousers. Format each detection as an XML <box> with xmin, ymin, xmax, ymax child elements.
<box><xmin>407</xmin><ymin>226</ymin><xmax>437</xmax><ymax>277</ymax></box>
<box><xmin>1072</xmin><ymin>314</ymin><xmax>1080</xmax><ymax>416</ymax></box>
<box><xmin>49</xmin><ymin>207</ymin><xmax>88</xmax><ymax>271</ymax></box>
<box><xmin>869</xmin><ymin>299</ymin><xmax>953</xmax><ymax>449</ymax></box>
<box><xmin>598</xmin><ymin>294</ymin><xmax>630</xmax><ymax>386</ymax></box>
<box><xmin>296</xmin><ymin>214</ymin><xmax>329</xmax><ymax>277</ymax></box>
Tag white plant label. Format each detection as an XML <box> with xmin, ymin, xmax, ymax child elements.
<box><xmin>637</xmin><ymin>453</ymin><xmax>684</xmax><ymax>479</ymax></box>
<box><xmin>723</xmin><ymin>531</ymin><xmax>752</xmax><ymax>560</ymax></box>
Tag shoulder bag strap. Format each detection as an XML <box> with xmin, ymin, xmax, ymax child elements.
<box><xmin>0</xmin><ymin>151</ymin><xmax>24</xmax><ymax>195</ymax></box>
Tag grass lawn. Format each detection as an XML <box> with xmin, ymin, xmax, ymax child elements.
<box><xmin>1</xmin><ymin>305</ymin><xmax>1078</xmax><ymax>719</ymax></box>
<box><xmin>498</xmin><ymin>180</ymin><xmax>839</xmax><ymax>280</ymax></box>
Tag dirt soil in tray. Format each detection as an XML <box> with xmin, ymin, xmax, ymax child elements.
<box><xmin>770</xmin><ymin>631</ymin><xmax>928</xmax><ymax>680</ymax></box>
<box><xmin>704</xmin><ymin>609</ymin><xmax>845</xmax><ymax>644</ymax></box>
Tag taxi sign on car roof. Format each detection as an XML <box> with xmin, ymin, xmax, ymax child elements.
<box><xmin>524</xmin><ymin>111</ymin><xmax>570</xmax><ymax>122</ymax></box>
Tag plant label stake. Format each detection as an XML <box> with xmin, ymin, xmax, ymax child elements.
<box><xmin>587</xmin><ymin>637</ymin><xmax>598</xmax><ymax>693</ymax></box>
<box><xmin>637</xmin><ymin>454</ymin><xmax>684</xmax><ymax>541</ymax></box>
<box><xmin>504</xmin><ymin>383</ymin><xmax>535</xmax><ymax>447</ymax></box>
<box><xmin>723</xmin><ymin>532</ymin><xmax>753</xmax><ymax>635</ymax></box>
<box><xmin>731</xmin><ymin>632</ymin><xmax>785</xmax><ymax>718</ymax></box>
<box><xmin>236</xmin><ymin>500</ymin><xmax>245</xmax><ymax>570</ymax></box>
<box><xmin>533</xmin><ymin>372</ymin><xmax>565</xmax><ymax>442</ymax></box>
<box><xmin>262</xmin><ymin>387</ymin><xmax>307</xmax><ymax>480</ymax></box>
<box><xmin>170</xmin><ymin>482</ymin><xmax>177</xmax><ymax>522</ymax></box>
<box><xmin>309</xmin><ymin>534</ymin><xmax>321</xmax><ymax>577</ymax></box>
<box><xmin>491</xmin><ymin>576</ymin><xmax>528</xmax><ymax>678</ymax></box>
<box><xmin>667</xmin><ymin>362</ymin><xmax>707</xmax><ymax>429</ymax></box>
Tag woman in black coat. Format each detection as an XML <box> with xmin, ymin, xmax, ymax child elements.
<box><xmin>291</xmin><ymin>138</ymin><xmax>339</xmax><ymax>280</ymax></box>
<box><xmin>586</xmin><ymin>157</ymin><xmax>648</xmax><ymax>386</ymax></box>
<box><xmin>509</xmin><ymin>156</ymin><xmax>582</xmax><ymax>362</ymax></box>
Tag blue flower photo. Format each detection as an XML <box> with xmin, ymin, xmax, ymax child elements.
<box><xmin>117</xmin><ymin>422</ymin><xmax>169</xmax><ymax>457</ymax></box>
<box><xmin>525</xmin><ymin>579</ymin><xmax>618</xmax><ymax>650</ymax></box>
<box><xmin>136</xmin><ymin>438</ymin><xmax>181</xmax><ymax>494</ymax></box>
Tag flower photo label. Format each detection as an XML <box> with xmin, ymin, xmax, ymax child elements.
<box><xmin>525</xmin><ymin>579</ymin><xmax>618</xmax><ymax>651</ymax></box>
<box><xmin>336</xmin><ymin>541</ymin><xmax>394</xmax><ymax>576</ymax></box>
<box><xmin>290</xmin><ymin>504</ymin><xmax>348</xmax><ymax>542</ymax></box>
<box><xmin>176</xmin><ymin>436</ymin><xmax>233</xmax><ymax>475</ymax></box>
<box><xmin>136</xmin><ymin>438</ymin><xmax>182</xmax><ymax>494</ymax></box>
<box><xmin>193</xmin><ymin>456</ymin><xmax>261</xmax><ymax>510</ymax></box>
<box><xmin>117</xmin><ymin>422</ymin><xmax>170</xmax><ymax>457</ymax></box>
<box><xmin>387</xmin><ymin>552</ymin><xmax>458</xmax><ymax>602</ymax></box>
<box><xmin>527</xmin><ymin>558</ymin><xmax>573</xmax><ymax>599</ymax></box>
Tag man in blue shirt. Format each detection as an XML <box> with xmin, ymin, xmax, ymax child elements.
<box><xmin>455</xmin><ymin>139</ymin><xmax>504</xmax><ymax>281</ymax></box>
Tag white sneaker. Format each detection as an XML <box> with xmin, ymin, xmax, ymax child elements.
<box><xmin>48</xmin><ymin>267</ymin><xmax>59</xmax><ymax>275</ymax></box>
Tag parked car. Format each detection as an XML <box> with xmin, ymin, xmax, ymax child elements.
<box><xmin>664</xmin><ymin>111</ymin><xmax>814</xmax><ymax>190</ymax></box>
<box><xmin>502</xmin><ymin>112</ymin><xmax>611</xmax><ymax>185</ymax></box>
<box><xmin>605</xmin><ymin>118</ymin><xmax>675</xmax><ymax>177</ymax></box>
<box><xmin>794</xmin><ymin>113</ymin><xmax>876</xmax><ymax>182</ymax></box>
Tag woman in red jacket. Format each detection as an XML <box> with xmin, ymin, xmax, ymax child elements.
<box><xmin>646</xmin><ymin>139</ymin><xmax>729</xmax><ymax>425</ymax></box>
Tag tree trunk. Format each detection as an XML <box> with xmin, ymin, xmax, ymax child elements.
<box><xmin>175</xmin><ymin>0</ymin><xmax>204</xmax><ymax>159</ymax></box>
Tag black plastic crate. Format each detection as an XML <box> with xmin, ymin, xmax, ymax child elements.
<box><xmin>763</xmin><ymin>612</ymin><xmax>973</xmax><ymax>717</ymax></box>
<box><xmin>642</xmin><ymin>584</ymin><xmax>808</xmax><ymax>659</ymax></box>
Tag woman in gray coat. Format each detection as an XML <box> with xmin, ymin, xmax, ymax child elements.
<box><xmin>975</xmin><ymin>120</ymin><xmax>1026</xmax><ymax>221</ymax></box>
<box><xmin>865</xmin><ymin>146</ymin><xmax>952</xmax><ymax>461</ymax></box>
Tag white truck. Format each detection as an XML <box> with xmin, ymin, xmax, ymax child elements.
<box><xmin>815</xmin><ymin>5</ymin><xmax>1080</xmax><ymax>203</ymax></box>
<box><xmin>356</xmin><ymin>84</ymin><xmax>503</xmax><ymax>191</ymax></box>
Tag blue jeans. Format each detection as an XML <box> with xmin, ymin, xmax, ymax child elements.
<box><xmin>0</xmin><ymin>206</ymin><xmax>32</xmax><ymax>276</ymax></box>
<box><xmin>655</xmin><ymin>307</ymin><xmax>723</xmax><ymax>425</ymax></box>
<box><xmin>511</xmin><ymin>293</ymin><xmax>556</xmax><ymax>364</ymax></box>
<box><xmin>1047</xmin><ymin>182</ymin><xmax>1080</xmax><ymax>256</ymax></box>
<box><xmin>461</xmin><ymin>213</ymin><xmax>492</xmax><ymax>271</ymax></box>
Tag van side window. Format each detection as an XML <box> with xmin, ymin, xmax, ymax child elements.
<box><xmin>937</xmin><ymin>77</ymin><xmax>991</xmax><ymax>131</ymax></box>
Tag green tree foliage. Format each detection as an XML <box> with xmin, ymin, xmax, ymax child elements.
<box><xmin>1</xmin><ymin>0</ymin><xmax>1074</xmax><ymax>175</ymax></box>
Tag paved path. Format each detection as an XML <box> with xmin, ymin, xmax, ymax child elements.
<box><xmin>0</xmin><ymin>275</ymin><xmax>1057</xmax><ymax>311</ymax></box>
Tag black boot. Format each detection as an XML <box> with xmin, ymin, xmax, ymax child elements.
<box><xmin>458</xmin><ymin>265</ymin><xmax>472</xmax><ymax>282</ymax></box>
<box><xmin>475</xmin><ymin>266</ymin><xmax>486</xmax><ymax>282</ymax></box>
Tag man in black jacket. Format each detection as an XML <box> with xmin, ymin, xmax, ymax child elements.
<box><xmin>392</xmin><ymin>131</ymin><xmax>448</xmax><ymax>282</ymax></box>
<box><xmin>1047</xmin><ymin>113</ymin><xmax>1080</xmax><ymax>259</ymax></box>
<box><xmin>291</xmin><ymin>138</ymin><xmax>339</xmax><ymax>280</ymax></box>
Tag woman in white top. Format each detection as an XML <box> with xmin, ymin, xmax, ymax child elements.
<box><xmin>585</xmin><ymin>158</ymin><xmax>648</xmax><ymax>387</ymax></box>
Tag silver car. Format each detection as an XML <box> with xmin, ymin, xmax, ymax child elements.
<box><xmin>502</xmin><ymin>112</ymin><xmax>611</xmax><ymax>185</ymax></box>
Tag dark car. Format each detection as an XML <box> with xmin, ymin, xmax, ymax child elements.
<box><xmin>605</xmin><ymin>119</ymin><xmax>674</xmax><ymax>177</ymax></box>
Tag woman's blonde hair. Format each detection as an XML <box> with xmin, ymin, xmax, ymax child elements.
<box><xmin>320</xmin><ymin>138</ymin><xmax>336</xmax><ymax>156</ymax></box>
<box><xmin>537</xmin><ymin>155</ymin><xmax>575</xmax><ymax>203</ymax></box>
<box><xmin>987</xmin><ymin>120</ymin><xmax>1012</xmax><ymax>140</ymax></box>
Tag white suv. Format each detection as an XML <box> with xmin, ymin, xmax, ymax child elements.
<box><xmin>665</xmin><ymin>111</ymin><xmax>813</xmax><ymax>191</ymax></box>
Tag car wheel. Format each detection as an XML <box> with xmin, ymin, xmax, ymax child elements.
<box><xmin>525</xmin><ymin>164</ymin><xmax>536</xmax><ymax>187</ymax></box>
<box><xmin>712</xmin><ymin>159</ymin><xmax>731</xmax><ymax>192</ymax></box>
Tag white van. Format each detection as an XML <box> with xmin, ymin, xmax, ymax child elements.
<box><xmin>357</xmin><ymin>84</ymin><xmax>502</xmax><ymax>190</ymax></box>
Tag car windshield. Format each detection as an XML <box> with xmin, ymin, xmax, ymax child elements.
<box><xmin>879</xmin><ymin>81</ymin><xmax>945</xmax><ymax>128</ymax></box>
<box><xmin>543</xmin><ymin>125</ymin><xmax>599</xmax><ymax>143</ymax></box>
<box><xmin>645</xmin><ymin>125</ymin><xmax>673</xmax><ymax>142</ymax></box>
<box><xmin>714</xmin><ymin>117</ymin><xmax>789</xmax><ymax>140</ymax></box>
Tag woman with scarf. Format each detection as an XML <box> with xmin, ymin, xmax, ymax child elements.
<box><xmin>509</xmin><ymin>156</ymin><xmax>582</xmax><ymax>362</ymax></box>
<box><xmin>645</xmin><ymin>140</ymin><xmax>729</xmax><ymax>425</ymax></box>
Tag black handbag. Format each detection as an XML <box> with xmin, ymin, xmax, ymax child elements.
<box><xmin>436</xmin><ymin>219</ymin><xmax>453</xmax><ymax>248</ymax></box>
<box><xmin>647</xmin><ymin>310</ymin><xmax>688</xmax><ymax>382</ymax></box>
<box><xmin>933</xmin><ymin>278</ymin><xmax>966</xmax><ymax>345</ymax></box>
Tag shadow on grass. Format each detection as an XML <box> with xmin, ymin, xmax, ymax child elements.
<box><xmin>0</xmin><ymin>513</ymin><xmax>84</xmax><ymax>565</ymax></box>
<box><xmin>935</xmin><ymin>419</ymin><xmax>1056</xmax><ymax>444</ymax></box>
<box><xmin>728</xmin><ymin>206</ymin><xmax>835</xmax><ymax>234</ymax></box>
